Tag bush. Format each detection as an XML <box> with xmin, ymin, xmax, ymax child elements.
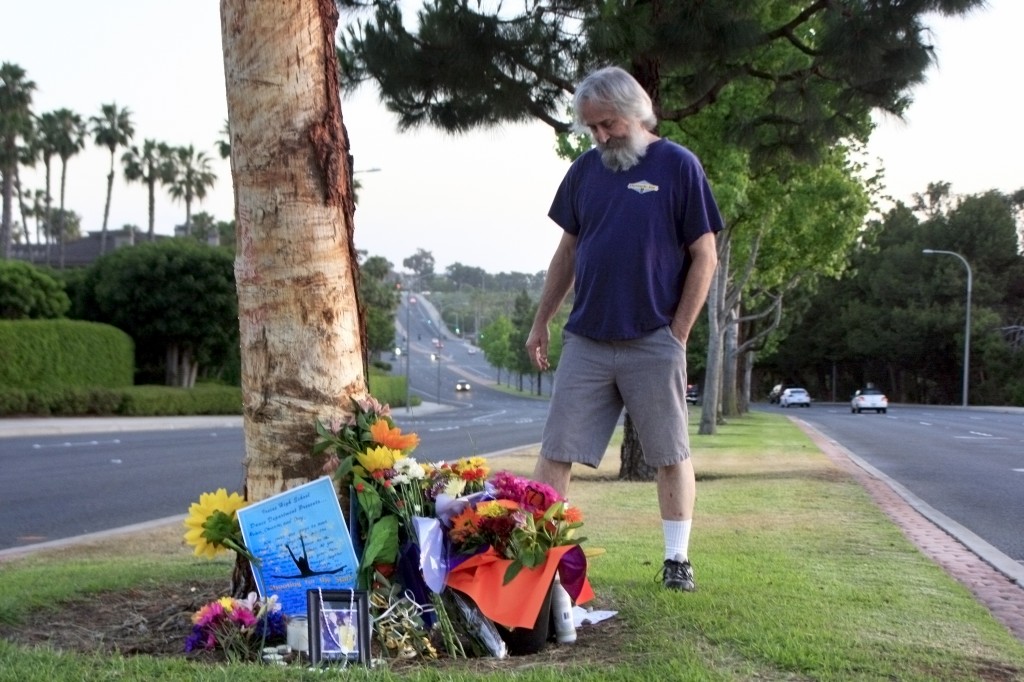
<box><xmin>0</xmin><ymin>384</ymin><xmax>242</xmax><ymax>417</ymax></box>
<box><xmin>0</xmin><ymin>388</ymin><xmax>28</xmax><ymax>414</ymax></box>
<box><xmin>0</xmin><ymin>320</ymin><xmax>134</xmax><ymax>389</ymax></box>
<box><xmin>0</xmin><ymin>260</ymin><xmax>70</xmax><ymax>319</ymax></box>
<box><xmin>368</xmin><ymin>372</ymin><xmax>419</xmax><ymax>408</ymax></box>
<box><xmin>117</xmin><ymin>385</ymin><xmax>243</xmax><ymax>416</ymax></box>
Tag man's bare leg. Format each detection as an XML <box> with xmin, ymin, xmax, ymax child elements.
<box><xmin>656</xmin><ymin>459</ymin><xmax>695</xmax><ymax>520</ymax></box>
<box><xmin>532</xmin><ymin>457</ymin><xmax>573</xmax><ymax>498</ymax></box>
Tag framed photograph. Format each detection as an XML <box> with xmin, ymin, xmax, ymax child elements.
<box><xmin>306</xmin><ymin>589</ymin><xmax>371</xmax><ymax>665</ymax></box>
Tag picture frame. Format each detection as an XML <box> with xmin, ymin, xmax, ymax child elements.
<box><xmin>306</xmin><ymin>589</ymin><xmax>371</xmax><ymax>665</ymax></box>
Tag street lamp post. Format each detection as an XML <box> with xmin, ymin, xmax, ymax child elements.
<box><xmin>923</xmin><ymin>249</ymin><xmax>973</xmax><ymax>407</ymax></box>
<box><xmin>405</xmin><ymin>294</ymin><xmax>413</xmax><ymax>414</ymax></box>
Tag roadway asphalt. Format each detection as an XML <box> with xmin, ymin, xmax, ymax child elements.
<box><xmin>2</xmin><ymin>407</ymin><xmax>1023</xmax><ymax>643</ymax></box>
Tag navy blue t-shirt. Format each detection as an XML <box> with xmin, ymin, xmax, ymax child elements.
<box><xmin>548</xmin><ymin>139</ymin><xmax>724</xmax><ymax>341</ymax></box>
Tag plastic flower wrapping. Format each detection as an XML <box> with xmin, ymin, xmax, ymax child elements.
<box><xmin>184</xmin><ymin>593</ymin><xmax>286</xmax><ymax>662</ymax></box>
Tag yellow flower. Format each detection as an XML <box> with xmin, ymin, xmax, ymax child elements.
<box><xmin>183</xmin><ymin>489</ymin><xmax>247</xmax><ymax>559</ymax></box>
<box><xmin>476</xmin><ymin>499</ymin><xmax>520</xmax><ymax>517</ymax></box>
<box><xmin>356</xmin><ymin>445</ymin><xmax>403</xmax><ymax>473</ymax></box>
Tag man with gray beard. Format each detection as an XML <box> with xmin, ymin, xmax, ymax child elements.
<box><xmin>525</xmin><ymin>66</ymin><xmax>723</xmax><ymax>592</ymax></box>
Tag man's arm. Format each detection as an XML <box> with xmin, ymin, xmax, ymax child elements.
<box><xmin>670</xmin><ymin>231</ymin><xmax>718</xmax><ymax>344</ymax></box>
<box><xmin>526</xmin><ymin>231</ymin><xmax>577</xmax><ymax>370</ymax></box>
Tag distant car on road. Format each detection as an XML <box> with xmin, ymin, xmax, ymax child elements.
<box><xmin>851</xmin><ymin>387</ymin><xmax>888</xmax><ymax>414</ymax></box>
<box><xmin>779</xmin><ymin>387</ymin><xmax>811</xmax><ymax>408</ymax></box>
<box><xmin>685</xmin><ymin>384</ymin><xmax>700</xmax><ymax>405</ymax></box>
<box><xmin>455</xmin><ymin>380</ymin><xmax>472</xmax><ymax>392</ymax></box>
<box><xmin>465</xmin><ymin>345</ymin><xmax>478</xmax><ymax>354</ymax></box>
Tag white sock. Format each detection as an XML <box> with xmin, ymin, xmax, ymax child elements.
<box><xmin>663</xmin><ymin>519</ymin><xmax>692</xmax><ymax>562</ymax></box>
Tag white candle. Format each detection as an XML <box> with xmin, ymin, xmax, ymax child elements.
<box><xmin>287</xmin><ymin>617</ymin><xmax>309</xmax><ymax>653</ymax></box>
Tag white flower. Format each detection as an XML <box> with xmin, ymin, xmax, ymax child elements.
<box><xmin>395</xmin><ymin>457</ymin><xmax>426</xmax><ymax>480</ymax></box>
<box><xmin>443</xmin><ymin>478</ymin><xmax>467</xmax><ymax>497</ymax></box>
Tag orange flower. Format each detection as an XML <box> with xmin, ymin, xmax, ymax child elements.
<box><xmin>448</xmin><ymin>507</ymin><xmax>481</xmax><ymax>543</ymax></box>
<box><xmin>369</xmin><ymin>420</ymin><xmax>420</xmax><ymax>451</ymax></box>
<box><xmin>563</xmin><ymin>506</ymin><xmax>584</xmax><ymax>524</ymax></box>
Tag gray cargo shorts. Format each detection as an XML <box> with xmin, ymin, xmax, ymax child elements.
<box><xmin>540</xmin><ymin>326</ymin><xmax>691</xmax><ymax>468</ymax></box>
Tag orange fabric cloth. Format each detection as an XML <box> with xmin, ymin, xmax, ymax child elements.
<box><xmin>445</xmin><ymin>546</ymin><xmax>594</xmax><ymax>629</ymax></box>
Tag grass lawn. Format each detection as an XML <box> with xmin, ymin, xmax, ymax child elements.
<box><xmin>2</xmin><ymin>410</ymin><xmax>1023</xmax><ymax>680</ymax></box>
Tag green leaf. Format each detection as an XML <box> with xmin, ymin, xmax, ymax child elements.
<box><xmin>503</xmin><ymin>560</ymin><xmax>524</xmax><ymax>585</ymax></box>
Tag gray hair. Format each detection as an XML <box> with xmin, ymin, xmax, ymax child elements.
<box><xmin>572</xmin><ymin>66</ymin><xmax>657</xmax><ymax>133</ymax></box>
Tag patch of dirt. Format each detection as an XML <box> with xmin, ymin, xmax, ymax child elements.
<box><xmin>0</xmin><ymin>575</ymin><xmax>628</xmax><ymax>671</ymax></box>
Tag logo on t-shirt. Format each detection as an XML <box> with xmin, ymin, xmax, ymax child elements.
<box><xmin>627</xmin><ymin>180</ymin><xmax>659</xmax><ymax>194</ymax></box>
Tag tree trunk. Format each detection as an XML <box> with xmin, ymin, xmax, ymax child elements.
<box><xmin>15</xmin><ymin>165</ymin><xmax>31</xmax><ymax>245</ymax></box>
<box><xmin>2</xmin><ymin>150</ymin><xmax>14</xmax><ymax>258</ymax></box>
<box><xmin>618</xmin><ymin>412</ymin><xmax>656</xmax><ymax>481</ymax></box>
<box><xmin>166</xmin><ymin>344</ymin><xmax>180</xmax><ymax>387</ymax></box>
<box><xmin>147</xmin><ymin>177</ymin><xmax>156</xmax><ymax>241</ymax></box>
<box><xmin>101</xmin><ymin>161</ymin><xmax>114</xmax><ymax>254</ymax></box>
<box><xmin>721</xmin><ymin>301</ymin><xmax>738</xmax><ymax>417</ymax></box>
<box><xmin>699</xmin><ymin>258</ymin><xmax>725</xmax><ymax>434</ymax></box>
<box><xmin>221</xmin><ymin>0</ymin><xmax>366</xmax><ymax>508</ymax></box>
<box><xmin>739</xmin><ymin>349</ymin><xmax>753</xmax><ymax>414</ymax></box>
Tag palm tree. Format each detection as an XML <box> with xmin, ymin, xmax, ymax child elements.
<box><xmin>29</xmin><ymin>188</ymin><xmax>46</xmax><ymax>246</ymax></box>
<box><xmin>15</xmin><ymin>133</ymin><xmax>40</xmax><ymax>246</ymax></box>
<box><xmin>0</xmin><ymin>62</ymin><xmax>36</xmax><ymax>259</ymax></box>
<box><xmin>90</xmin><ymin>103</ymin><xmax>135</xmax><ymax>254</ymax></box>
<box><xmin>166</xmin><ymin>145</ymin><xmax>216</xmax><ymax>235</ymax></box>
<box><xmin>51</xmin><ymin>108</ymin><xmax>86</xmax><ymax>268</ymax></box>
<box><xmin>33</xmin><ymin>111</ymin><xmax>62</xmax><ymax>262</ymax></box>
<box><xmin>122</xmin><ymin>139</ymin><xmax>174</xmax><ymax>242</ymax></box>
<box><xmin>216</xmin><ymin>119</ymin><xmax>231</xmax><ymax>159</ymax></box>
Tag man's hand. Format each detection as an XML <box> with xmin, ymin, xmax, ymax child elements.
<box><xmin>526</xmin><ymin>324</ymin><xmax>550</xmax><ymax>371</ymax></box>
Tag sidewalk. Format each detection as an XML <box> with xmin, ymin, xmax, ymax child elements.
<box><xmin>0</xmin><ymin>402</ymin><xmax>453</xmax><ymax>439</ymax></box>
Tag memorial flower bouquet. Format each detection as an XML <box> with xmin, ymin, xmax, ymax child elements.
<box><xmin>316</xmin><ymin>397</ymin><xmax>489</xmax><ymax>583</ymax></box>
<box><xmin>184</xmin><ymin>593</ymin><xmax>286</xmax><ymax>662</ymax></box>
<box><xmin>316</xmin><ymin>396</ymin><xmax>491</xmax><ymax>658</ymax></box>
<box><xmin>448</xmin><ymin>471</ymin><xmax>585</xmax><ymax>584</ymax></box>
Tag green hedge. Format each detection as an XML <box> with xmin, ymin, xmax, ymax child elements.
<box><xmin>368</xmin><ymin>371</ymin><xmax>419</xmax><ymax>408</ymax></box>
<box><xmin>0</xmin><ymin>371</ymin><xmax>413</xmax><ymax>417</ymax></box>
<box><xmin>0</xmin><ymin>384</ymin><xmax>243</xmax><ymax>417</ymax></box>
<box><xmin>116</xmin><ymin>384</ymin><xmax>243</xmax><ymax>416</ymax></box>
<box><xmin>0</xmin><ymin>320</ymin><xmax>133</xmax><ymax>389</ymax></box>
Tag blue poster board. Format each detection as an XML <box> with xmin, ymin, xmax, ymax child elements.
<box><xmin>237</xmin><ymin>476</ymin><xmax>358</xmax><ymax>617</ymax></box>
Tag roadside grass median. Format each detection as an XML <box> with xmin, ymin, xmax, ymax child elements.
<box><xmin>2</xmin><ymin>410</ymin><xmax>1023</xmax><ymax>680</ymax></box>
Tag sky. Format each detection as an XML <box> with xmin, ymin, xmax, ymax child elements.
<box><xmin>3</xmin><ymin>1</ymin><xmax>1021</xmax><ymax>275</ymax></box>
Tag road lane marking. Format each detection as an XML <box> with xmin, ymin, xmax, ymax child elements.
<box><xmin>950</xmin><ymin>432</ymin><xmax>1007</xmax><ymax>438</ymax></box>
<box><xmin>31</xmin><ymin>439</ymin><xmax>122</xmax><ymax>449</ymax></box>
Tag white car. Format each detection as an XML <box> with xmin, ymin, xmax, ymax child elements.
<box><xmin>851</xmin><ymin>387</ymin><xmax>888</xmax><ymax>414</ymax></box>
<box><xmin>779</xmin><ymin>387</ymin><xmax>811</xmax><ymax>408</ymax></box>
